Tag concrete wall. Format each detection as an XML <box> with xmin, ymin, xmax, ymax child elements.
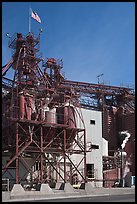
<box><xmin>102</xmin><ymin>138</ymin><xmax>108</xmax><ymax>156</ymax></box>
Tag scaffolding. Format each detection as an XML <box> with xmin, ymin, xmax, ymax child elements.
<box><xmin>2</xmin><ymin>32</ymin><xmax>87</xmax><ymax>187</ymax></box>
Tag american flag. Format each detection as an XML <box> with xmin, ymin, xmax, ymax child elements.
<box><xmin>31</xmin><ymin>10</ymin><xmax>41</xmax><ymax>23</ymax></box>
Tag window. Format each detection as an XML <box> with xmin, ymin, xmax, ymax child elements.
<box><xmin>90</xmin><ymin>120</ymin><xmax>95</xmax><ymax>125</ymax></box>
<box><xmin>86</xmin><ymin>164</ymin><xmax>94</xmax><ymax>178</ymax></box>
<box><xmin>91</xmin><ymin>144</ymin><xmax>99</xmax><ymax>149</ymax></box>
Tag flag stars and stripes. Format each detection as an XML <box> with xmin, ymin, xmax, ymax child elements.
<box><xmin>31</xmin><ymin>10</ymin><xmax>41</xmax><ymax>23</ymax></box>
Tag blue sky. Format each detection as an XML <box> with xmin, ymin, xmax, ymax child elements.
<box><xmin>2</xmin><ymin>2</ymin><xmax>135</xmax><ymax>88</ymax></box>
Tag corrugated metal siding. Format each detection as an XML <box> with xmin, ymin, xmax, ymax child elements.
<box><xmin>103</xmin><ymin>168</ymin><xmax>118</xmax><ymax>188</ymax></box>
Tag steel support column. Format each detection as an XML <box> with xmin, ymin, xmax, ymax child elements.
<box><xmin>40</xmin><ymin>126</ymin><xmax>43</xmax><ymax>183</ymax></box>
<box><xmin>64</xmin><ymin>129</ymin><xmax>67</xmax><ymax>182</ymax></box>
<box><xmin>16</xmin><ymin>122</ymin><xmax>19</xmax><ymax>184</ymax></box>
<box><xmin>83</xmin><ymin>128</ymin><xmax>87</xmax><ymax>182</ymax></box>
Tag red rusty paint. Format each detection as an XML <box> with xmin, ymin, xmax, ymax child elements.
<box><xmin>20</xmin><ymin>95</ymin><xmax>25</xmax><ymax>119</ymax></box>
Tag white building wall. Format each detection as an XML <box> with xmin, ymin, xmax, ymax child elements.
<box><xmin>72</xmin><ymin>108</ymin><xmax>103</xmax><ymax>187</ymax></box>
<box><xmin>102</xmin><ymin>138</ymin><xmax>108</xmax><ymax>156</ymax></box>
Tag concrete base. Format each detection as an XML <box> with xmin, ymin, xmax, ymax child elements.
<box><xmin>63</xmin><ymin>183</ymin><xmax>75</xmax><ymax>193</ymax></box>
<box><xmin>40</xmin><ymin>183</ymin><xmax>54</xmax><ymax>194</ymax></box>
<box><xmin>11</xmin><ymin>184</ymin><xmax>25</xmax><ymax>196</ymax></box>
<box><xmin>55</xmin><ymin>182</ymin><xmax>76</xmax><ymax>193</ymax></box>
<box><xmin>2</xmin><ymin>186</ymin><xmax>135</xmax><ymax>202</ymax></box>
<box><xmin>10</xmin><ymin>184</ymin><xmax>26</xmax><ymax>199</ymax></box>
<box><xmin>10</xmin><ymin>183</ymin><xmax>55</xmax><ymax>200</ymax></box>
<box><xmin>79</xmin><ymin>182</ymin><xmax>95</xmax><ymax>194</ymax></box>
<box><xmin>85</xmin><ymin>182</ymin><xmax>96</xmax><ymax>194</ymax></box>
<box><xmin>55</xmin><ymin>182</ymin><xmax>64</xmax><ymax>190</ymax></box>
<box><xmin>2</xmin><ymin>192</ymin><xmax>10</xmax><ymax>201</ymax></box>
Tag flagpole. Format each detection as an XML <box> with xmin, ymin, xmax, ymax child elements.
<box><xmin>29</xmin><ymin>7</ymin><xmax>31</xmax><ymax>33</ymax></box>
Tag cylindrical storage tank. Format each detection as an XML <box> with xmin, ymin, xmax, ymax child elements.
<box><xmin>40</xmin><ymin>108</ymin><xmax>45</xmax><ymax>121</ymax></box>
<box><xmin>20</xmin><ymin>95</ymin><xmax>25</xmax><ymax>119</ymax></box>
<box><xmin>26</xmin><ymin>96</ymin><xmax>33</xmax><ymax>120</ymax></box>
<box><xmin>64</xmin><ymin>106</ymin><xmax>76</xmax><ymax>127</ymax></box>
<box><xmin>64</xmin><ymin>106</ymin><xmax>76</xmax><ymax>148</ymax></box>
<box><xmin>46</xmin><ymin>108</ymin><xmax>56</xmax><ymax>124</ymax></box>
<box><xmin>56</xmin><ymin>107</ymin><xmax>64</xmax><ymax>124</ymax></box>
<box><xmin>56</xmin><ymin>106</ymin><xmax>76</xmax><ymax>126</ymax></box>
<box><xmin>56</xmin><ymin>105</ymin><xmax>77</xmax><ymax>149</ymax></box>
<box><xmin>66</xmin><ymin>106</ymin><xmax>77</xmax><ymax>148</ymax></box>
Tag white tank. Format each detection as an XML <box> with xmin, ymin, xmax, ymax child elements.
<box><xmin>46</xmin><ymin>108</ymin><xmax>56</xmax><ymax>124</ymax></box>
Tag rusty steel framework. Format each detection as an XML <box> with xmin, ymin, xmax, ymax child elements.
<box><xmin>2</xmin><ymin>32</ymin><xmax>135</xmax><ymax>187</ymax></box>
<box><xmin>2</xmin><ymin>32</ymin><xmax>87</xmax><ymax>186</ymax></box>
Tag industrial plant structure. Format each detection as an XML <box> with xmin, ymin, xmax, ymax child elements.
<box><xmin>2</xmin><ymin>32</ymin><xmax>135</xmax><ymax>190</ymax></box>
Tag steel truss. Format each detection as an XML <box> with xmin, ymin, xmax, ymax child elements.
<box><xmin>2</xmin><ymin>32</ymin><xmax>87</xmax><ymax>186</ymax></box>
